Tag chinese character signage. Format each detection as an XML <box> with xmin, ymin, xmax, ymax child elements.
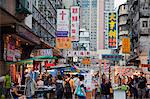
<box><xmin>107</xmin><ymin>12</ymin><xmax>118</xmax><ymax>49</ymax></box>
<box><xmin>56</xmin><ymin>37</ymin><xmax>72</xmax><ymax>49</ymax></box>
<box><xmin>57</xmin><ymin>9</ymin><xmax>69</xmax><ymax>37</ymax></box>
<box><xmin>82</xmin><ymin>58</ymin><xmax>91</xmax><ymax>65</ymax></box>
<box><xmin>102</xmin><ymin>54</ymin><xmax>122</xmax><ymax>61</ymax></box>
<box><xmin>122</xmin><ymin>37</ymin><xmax>130</xmax><ymax>54</ymax></box>
<box><xmin>71</xmin><ymin>6</ymin><xmax>80</xmax><ymax>41</ymax></box>
<box><xmin>32</xmin><ymin>49</ymin><xmax>53</xmax><ymax>57</ymax></box>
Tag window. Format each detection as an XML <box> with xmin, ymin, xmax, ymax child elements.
<box><xmin>142</xmin><ymin>21</ymin><xmax>148</xmax><ymax>27</ymax></box>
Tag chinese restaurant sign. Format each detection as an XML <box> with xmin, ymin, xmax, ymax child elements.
<box><xmin>122</xmin><ymin>37</ymin><xmax>130</xmax><ymax>54</ymax></box>
<box><xmin>56</xmin><ymin>9</ymin><xmax>69</xmax><ymax>37</ymax></box>
<box><xmin>107</xmin><ymin>12</ymin><xmax>118</xmax><ymax>49</ymax></box>
<box><xmin>102</xmin><ymin>54</ymin><xmax>122</xmax><ymax>61</ymax></box>
<box><xmin>56</xmin><ymin>37</ymin><xmax>72</xmax><ymax>49</ymax></box>
<box><xmin>71</xmin><ymin>6</ymin><xmax>80</xmax><ymax>41</ymax></box>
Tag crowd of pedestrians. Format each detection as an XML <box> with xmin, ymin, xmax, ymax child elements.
<box><xmin>127</xmin><ymin>72</ymin><xmax>148</xmax><ymax>99</ymax></box>
<box><xmin>0</xmin><ymin>71</ymin><xmax>149</xmax><ymax>99</ymax></box>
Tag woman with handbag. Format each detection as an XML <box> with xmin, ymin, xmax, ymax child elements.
<box><xmin>75</xmin><ymin>75</ymin><xmax>86</xmax><ymax>99</ymax></box>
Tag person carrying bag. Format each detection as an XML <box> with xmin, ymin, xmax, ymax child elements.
<box><xmin>74</xmin><ymin>75</ymin><xmax>86</xmax><ymax>99</ymax></box>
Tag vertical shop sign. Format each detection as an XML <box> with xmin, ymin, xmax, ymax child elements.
<box><xmin>107</xmin><ymin>12</ymin><xmax>118</xmax><ymax>49</ymax></box>
<box><xmin>122</xmin><ymin>37</ymin><xmax>130</xmax><ymax>54</ymax></box>
<box><xmin>56</xmin><ymin>9</ymin><xmax>69</xmax><ymax>37</ymax></box>
<box><xmin>71</xmin><ymin>6</ymin><xmax>80</xmax><ymax>41</ymax></box>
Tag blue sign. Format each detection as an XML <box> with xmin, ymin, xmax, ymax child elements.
<box><xmin>102</xmin><ymin>54</ymin><xmax>123</xmax><ymax>61</ymax></box>
<box><xmin>56</xmin><ymin>31</ymin><xmax>68</xmax><ymax>37</ymax></box>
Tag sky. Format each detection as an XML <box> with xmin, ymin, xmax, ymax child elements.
<box><xmin>114</xmin><ymin>0</ymin><xmax>127</xmax><ymax>8</ymax></box>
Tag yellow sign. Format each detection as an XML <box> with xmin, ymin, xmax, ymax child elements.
<box><xmin>122</xmin><ymin>37</ymin><xmax>130</xmax><ymax>53</ymax></box>
<box><xmin>108</xmin><ymin>12</ymin><xmax>117</xmax><ymax>49</ymax></box>
<box><xmin>56</xmin><ymin>37</ymin><xmax>72</xmax><ymax>49</ymax></box>
<box><xmin>82</xmin><ymin>58</ymin><xmax>91</xmax><ymax>65</ymax></box>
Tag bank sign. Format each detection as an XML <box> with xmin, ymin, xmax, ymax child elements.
<box><xmin>107</xmin><ymin>12</ymin><xmax>118</xmax><ymax>49</ymax></box>
<box><xmin>56</xmin><ymin>9</ymin><xmax>69</xmax><ymax>37</ymax></box>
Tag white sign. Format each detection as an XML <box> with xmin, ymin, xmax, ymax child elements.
<box><xmin>33</xmin><ymin>49</ymin><xmax>53</xmax><ymax>57</ymax></box>
<box><xmin>71</xmin><ymin>6</ymin><xmax>80</xmax><ymax>41</ymax></box>
<box><xmin>57</xmin><ymin>9</ymin><xmax>69</xmax><ymax>33</ymax></box>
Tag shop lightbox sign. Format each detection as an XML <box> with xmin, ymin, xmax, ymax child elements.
<box><xmin>71</xmin><ymin>6</ymin><xmax>80</xmax><ymax>41</ymax></box>
<box><xmin>33</xmin><ymin>49</ymin><xmax>53</xmax><ymax>57</ymax></box>
<box><xmin>122</xmin><ymin>37</ymin><xmax>130</xmax><ymax>54</ymax></box>
<box><xmin>102</xmin><ymin>54</ymin><xmax>122</xmax><ymax>61</ymax></box>
<box><xmin>107</xmin><ymin>12</ymin><xmax>118</xmax><ymax>49</ymax></box>
<box><xmin>56</xmin><ymin>9</ymin><xmax>69</xmax><ymax>37</ymax></box>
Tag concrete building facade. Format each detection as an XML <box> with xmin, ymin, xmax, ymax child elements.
<box><xmin>117</xmin><ymin>3</ymin><xmax>129</xmax><ymax>66</ymax></box>
<box><xmin>127</xmin><ymin>0</ymin><xmax>150</xmax><ymax>66</ymax></box>
<box><xmin>0</xmin><ymin>0</ymin><xmax>62</xmax><ymax>75</ymax></box>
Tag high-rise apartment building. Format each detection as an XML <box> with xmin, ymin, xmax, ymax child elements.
<box><xmin>80</xmin><ymin>0</ymin><xmax>97</xmax><ymax>51</ymax></box>
<box><xmin>97</xmin><ymin>0</ymin><xmax>114</xmax><ymax>50</ymax></box>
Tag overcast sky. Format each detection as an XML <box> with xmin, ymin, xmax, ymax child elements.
<box><xmin>114</xmin><ymin>0</ymin><xmax>127</xmax><ymax>8</ymax></box>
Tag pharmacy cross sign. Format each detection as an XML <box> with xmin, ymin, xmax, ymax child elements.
<box><xmin>60</xmin><ymin>10</ymin><xmax>66</xmax><ymax>20</ymax></box>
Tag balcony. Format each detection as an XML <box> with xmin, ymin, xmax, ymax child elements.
<box><xmin>140</xmin><ymin>28</ymin><xmax>150</xmax><ymax>35</ymax></box>
<box><xmin>119</xmin><ymin>20</ymin><xmax>127</xmax><ymax>26</ymax></box>
<box><xmin>16</xmin><ymin>0</ymin><xmax>31</xmax><ymax>20</ymax></box>
<box><xmin>119</xmin><ymin>31</ymin><xmax>129</xmax><ymax>36</ymax></box>
<box><xmin>16</xmin><ymin>0</ymin><xmax>31</xmax><ymax>14</ymax></box>
<box><xmin>119</xmin><ymin>10</ymin><xmax>128</xmax><ymax>16</ymax></box>
<box><xmin>140</xmin><ymin>2</ymin><xmax>150</xmax><ymax>17</ymax></box>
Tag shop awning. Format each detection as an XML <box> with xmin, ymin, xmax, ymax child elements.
<box><xmin>7</xmin><ymin>56</ymin><xmax>57</xmax><ymax>65</ymax></box>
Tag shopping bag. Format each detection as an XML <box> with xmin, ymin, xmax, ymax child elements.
<box><xmin>110</xmin><ymin>88</ymin><xmax>113</xmax><ymax>94</ymax></box>
<box><xmin>75</xmin><ymin>86</ymin><xmax>85</xmax><ymax>97</ymax></box>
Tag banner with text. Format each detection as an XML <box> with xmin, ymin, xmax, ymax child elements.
<box><xmin>56</xmin><ymin>9</ymin><xmax>69</xmax><ymax>37</ymax></box>
<box><xmin>122</xmin><ymin>37</ymin><xmax>130</xmax><ymax>54</ymax></box>
<box><xmin>56</xmin><ymin>37</ymin><xmax>72</xmax><ymax>49</ymax></box>
<box><xmin>71</xmin><ymin>6</ymin><xmax>80</xmax><ymax>41</ymax></box>
<box><xmin>107</xmin><ymin>12</ymin><xmax>118</xmax><ymax>49</ymax></box>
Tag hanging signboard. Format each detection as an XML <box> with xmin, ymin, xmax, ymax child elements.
<box><xmin>107</xmin><ymin>12</ymin><xmax>118</xmax><ymax>49</ymax></box>
<box><xmin>71</xmin><ymin>6</ymin><xmax>80</xmax><ymax>41</ymax></box>
<box><xmin>102</xmin><ymin>54</ymin><xmax>122</xmax><ymax>61</ymax></box>
<box><xmin>32</xmin><ymin>49</ymin><xmax>53</xmax><ymax>57</ymax></box>
<box><xmin>56</xmin><ymin>9</ymin><xmax>69</xmax><ymax>37</ymax></box>
<box><xmin>56</xmin><ymin>37</ymin><xmax>72</xmax><ymax>49</ymax></box>
<box><xmin>122</xmin><ymin>37</ymin><xmax>130</xmax><ymax>54</ymax></box>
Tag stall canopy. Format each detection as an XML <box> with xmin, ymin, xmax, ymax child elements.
<box><xmin>7</xmin><ymin>56</ymin><xmax>57</xmax><ymax>65</ymax></box>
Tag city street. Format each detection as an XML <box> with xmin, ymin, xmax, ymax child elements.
<box><xmin>0</xmin><ymin>0</ymin><xmax>150</xmax><ymax>99</ymax></box>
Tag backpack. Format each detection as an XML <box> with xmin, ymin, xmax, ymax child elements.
<box><xmin>56</xmin><ymin>82</ymin><xmax>64</xmax><ymax>95</ymax></box>
<box><xmin>64</xmin><ymin>79</ymin><xmax>72</xmax><ymax>93</ymax></box>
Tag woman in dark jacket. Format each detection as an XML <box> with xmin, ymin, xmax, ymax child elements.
<box><xmin>101</xmin><ymin>79</ymin><xmax>111</xmax><ymax>99</ymax></box>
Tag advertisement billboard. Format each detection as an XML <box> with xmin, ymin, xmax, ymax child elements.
<box><xmin>71</xmin><ymin>6</ymin><xmax>80</xmax><ymax>41</ymax></box>
<box><xmin>107</xmin><ymin>12</ymin><xmax>118</xmax><ymax>49</ymax></box>
<box><xmin>57</xmin><ymin>9</ymin><xmax>69</xmax><ymax>37</ymax></box>
<box><xmin>122</xmin><ymin>37</ymin><xmax>130</xmax><ymax>54</ymax></box>
<box><xmin>56</xmin><ymin>37</ymin><xmax>72</xmax><ymax>49</ymax></box>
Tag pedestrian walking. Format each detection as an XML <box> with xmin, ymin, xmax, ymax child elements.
<box><xmin>24</xmin><ymin>74</ymin><xmax>36</xmax><ymax>99</ymax></box>
<box><xmin>64</xmin><ymin>74</ymin><xmax>75</xmax><ymax>99</ymax></box>
<box><xmin>56</xmin><ymin>75</ymin><xmax>64</xmax><ymax>99</ymax></box>
<box><xmin>101</xmin><ymin>79</ymin><xmax>110</xmax><ymax>99</ymax></box>
<box><xmin>4</xmin><ymin>72</ymin><xmax>11</xmax><ymax>98</ymax></box>
<box><xmin>132</xmin><ymin>75</ymin><xmax>138</xmax><ymax>99</ymax></box>
<box><xmin>75</xmin><ymin>75</ymin><xmax>86</xmax><ymax>99</ymax></box>
<box><xmin>137</xmin><ymin>72</ymin><xmax>147</xmax><ymax>99</ymax></box>
<box><xmin>73</xmin><ymin>74</ymin><xmax>80</xmax><ymax>99</ymax></box>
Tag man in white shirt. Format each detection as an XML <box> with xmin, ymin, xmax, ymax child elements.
<box><xmin>37</xmin><ymin>77</ymin><xmax>44</xmax><ymax>86</ymax></box>
<box><xmin>73</xmin><ymin>74</ymin><xmax>80</xmax><ymax>89</ymax></box>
